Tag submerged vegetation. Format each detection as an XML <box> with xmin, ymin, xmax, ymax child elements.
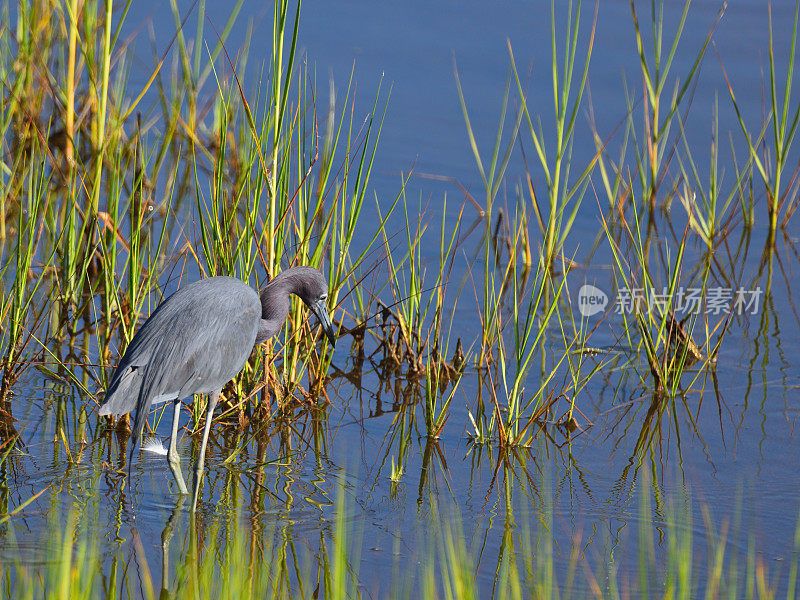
<box><xmin>0</xmin><ymin>0</ymin><xmax>798</xmax><ymax>597</ymax></box>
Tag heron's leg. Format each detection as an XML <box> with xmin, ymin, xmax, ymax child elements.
<box><xmin>167</xmin><ymin>399</ymin><xmax>188</xmax><ymax>494</ymax></box>
<box><xmin>191</xmin><ymin>390</ymin><xmax>220</xmax><ymax>512</ymax></box>
<box><xmin>160</xmin><ymin>494</ymin><xmax>184</xmax><ymax>596</ymax></box>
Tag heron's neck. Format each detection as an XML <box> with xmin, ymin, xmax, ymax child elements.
<box><xmin>254</xmin><ymin>273</ymin><xmax>295</xmax><ymax>345</ymax></box>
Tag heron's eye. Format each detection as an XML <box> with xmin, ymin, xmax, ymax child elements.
<box><xmin>319</xmin><ymin>293</ymin><xmax>328</xmax><ymax>302</ymax></box>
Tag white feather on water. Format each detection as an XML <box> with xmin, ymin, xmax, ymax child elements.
<box><xmin>142</xmin><ymin>437</ymin><xmax>168</xmax><ymax>456</ymax></box>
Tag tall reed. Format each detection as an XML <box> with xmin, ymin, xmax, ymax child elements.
<box><xmin>724</xmin><ymin>0</ymin><xmax>800</xmax><ymax>236</ymax></box>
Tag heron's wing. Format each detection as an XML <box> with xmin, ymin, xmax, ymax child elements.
<box><xmin>126</xmin><ymin>280</ymin><xmax>262</xmax><ymax>446</ymax></box>
<box><xmin>98</xmin><ymin>365</ymin><xmax>144</xmax><ymax>416</ymax></box>
<box><xmin>129</xmin><ymin>333</ymin><xmax>191</xmax><ymax>451</ymax></box>
<box><xmin>99</xmin><ymin>287</ymin><xmax>185</xmax><ymax>416</ymax></box>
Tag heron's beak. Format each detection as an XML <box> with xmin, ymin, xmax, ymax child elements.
<box><xmin>310</xmin><ymin>299</ymin><xmax>336</xmax><ymax>348</ymax></box>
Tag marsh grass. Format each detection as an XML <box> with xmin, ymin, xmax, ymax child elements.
<box><xmin>469</xmin><ymin>236</ymin><xmax>567</xmax><ymax>446</ymax></box>
<box><xmin>0</xmin><ymin>0</ymin><xmax>397</xmax><ymax>441</ymax></box>
<box><xmin>676</xmin><ymin>95</ymin><xmax>754</xmax><ymax>247</ymax></box>
<box><xmin>0</xmin><ymin>0</ymin><xmax>793</xmax><ymax>459</ymax></box>
<box><xmin>454</xmin><ymin>0</ymin><xmax>606</xmax><ymax>446</ymax></box>
<box><xmin>436</xmin><ymin>0</ymin><xmax>799</xmax><ymax>457</ymax></box>
<box><xmin>625</xmin><ymin>0</ymin><xmax>721</xmax><ymax>214</ymax></box>
<box><xmin>509</xmin><ymin>0</ymin><xmax>596</xmax><ymax>276</ymax></box>
<box><xmin>602</xmin><ymin>202</ymin><xmax>708</xmax><ymax>396</ymax></box>
<box><xmin>724</xmin><ymin>0</ymin><xmax>800</xmax><ymax>236</ymax></box>
<box><xmin>2</xmin><ymin>475</ymin><xmax>800</xmax><ymax>599</ymax></box>
<box><xmin>0</xmin><ymin>144</ymin><xmax>51</xmax><ymax>405</ymax></box>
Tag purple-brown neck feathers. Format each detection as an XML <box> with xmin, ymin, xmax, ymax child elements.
<box><xmin>254</xmin><ymin>267</ymin><xmax>328</xmax><ymax>345</ymax></box>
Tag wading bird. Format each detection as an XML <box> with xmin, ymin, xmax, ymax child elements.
<box><xmin>99</xmin><ymin>266</ymin><xmax>336</xmax><ymax>506</ymax></box>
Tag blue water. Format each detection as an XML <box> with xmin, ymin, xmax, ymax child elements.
<box><xmin>4</xmin><ymin>0</ymin><xmax>800</xmax><ymax>596</ymax></box>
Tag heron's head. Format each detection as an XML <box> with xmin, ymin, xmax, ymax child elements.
<box><xmin>279</xmin><ymin>266</ymin><xmax>337</xmax><ymax>348</ymax></box>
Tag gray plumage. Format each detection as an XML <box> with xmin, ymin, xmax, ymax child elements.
<box><xmin>99</xmin><ymin>266</ymin><xmax>336</xmax><ymax>504</ymax></box>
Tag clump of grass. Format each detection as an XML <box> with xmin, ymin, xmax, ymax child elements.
<box><xmin>622</xmin><ymin>0</ymin><xmax>721</xmax><ymax>215</ymax></box>
<box><xmin>509</xmin><ymin>0</ymin><xmax>596</xmax><ymax>276</ymax></box>
<box><xmin>455</xmin><ymin>58</ymin><xmax>523</xmax><ymax>369</ymax></box>
<box><xmin>0</xmin><ymin>142</ymin><xmax>51</xmax><ymax>421</ymax></box>
<box><xmin>724</xmin><ymin>0</ymin><xmax>800</xmax><ymax>236</ymax></box>
<box><xmin>676</xmin><ymin>95</ymin><xmax>754</xmax><ymax>247</ymax></box>
<box><xmin>380</xmin><ymin>192</ymin><xmax>466</xmax><ymax>439</ymax></box>
<box><xmin>454</xmin><ymin>0</ymin><xmax>601</xmax><ymax>447</ymax></box>
<box><xmin>600</xmin><ymin>195</ymin><xmax>728</xmax><ymax>397</ymax></box>
<box><xmin>187</xmin><ymin>34</ymin><xmax>392</xmax><ymax>418</ymax></box>
<box><xmin>466</xmin><ymin>212</ymin><xmax>582</xmax><ymax>447</ymax></box>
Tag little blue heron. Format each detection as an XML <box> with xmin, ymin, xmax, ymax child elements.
<box><xmin>99</xmin><ymin>266</ymin><xmax>336</xmax><ymax>503</ymax></box>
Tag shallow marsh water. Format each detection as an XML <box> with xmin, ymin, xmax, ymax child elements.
<box><xmin>2</xmin><ymin>0</ymin><xmax>800</xmax><ymax>597</ymax></box>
